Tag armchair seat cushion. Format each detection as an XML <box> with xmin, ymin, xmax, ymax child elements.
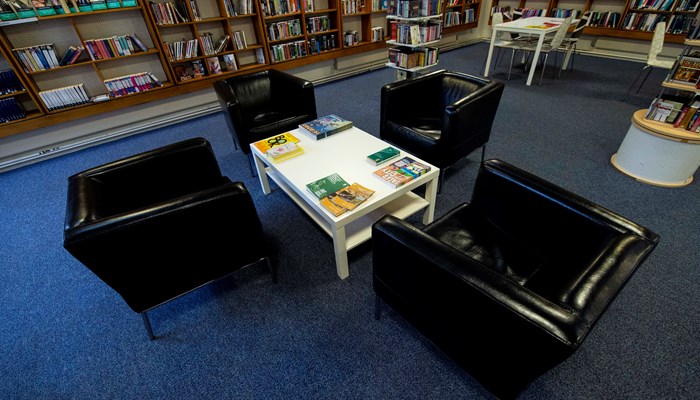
<box><xmin>424</xmin><ymin>203</ymin><xmax>546</xmax><ymax>285</ymax></box>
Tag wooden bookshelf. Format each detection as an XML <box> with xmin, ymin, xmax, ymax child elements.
<box><xmin>443</xmin><ymin>0</ymin><xmax>481</xmax><ymax>34</ymax></box>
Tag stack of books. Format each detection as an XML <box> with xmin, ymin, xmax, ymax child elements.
<box><xmin>298</xmin><ymin>114</ymin><xmax>353</xmax><ymax>140</ymax></box>
<box><xmin>373</xmin><ymin>156</ymin><xmax>431</xmax><ymax>188</ymax></box>
<box><xmin>305</xmin><ymin>173</ymin><xmax>375</xmax><ymax>216</ymax></box>
<box><xmin>253</xmin><ymin>132</ymin><xmax>304</xmax><ymax>162</ymax></box>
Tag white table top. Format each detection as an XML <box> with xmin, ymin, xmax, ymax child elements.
<box><xmin>494</xmin><ymin>16</ymin><xmax>570</xmax><ymax>34</ymax></box>
<box><xmin>251</xmin><ymin>126</ymin><xmax>439</xmax><ymax>221</ymax></box>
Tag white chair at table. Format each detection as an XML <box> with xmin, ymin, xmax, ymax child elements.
<box><xmin>508</xmin><ymin>16</ymin><xmax>574</xmax><ymax>85</ymax></box>
<box><xmin>623</xmin><ymin>21</ymin><xmax>675</xmax><ymax>101</ymax></box>
<box><xmin>483</xmin><ymin>12</ymin><xmax>522</xmax><ymax>77</ymax></box>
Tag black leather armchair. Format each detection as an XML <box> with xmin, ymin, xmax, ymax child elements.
<box><xmin>372</xmin><ymin>159</ymin><xmax>660</xmax><ymax>399</ymax></box>
<box><xmin>380</xmin><ymin>70</ymin><xmax>504</xmax><ymax>189</ymax></box>
<box><xmin>213</xmin><ymin>68</ymin><xmax>317</xmax><ymax>174</ymax></box>
<box><xmin>63</xmin><ymin>137</ymin><xmax>275</xmax><ymax>340</ymax></box>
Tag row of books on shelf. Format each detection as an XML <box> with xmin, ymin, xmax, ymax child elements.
<box><xmin>0</xmin><ymin>0</ymin><xmax>136</xmax><ymax>21</ymax></box>
<box><xmin>268</xmin><ymin>19</ymin><xmax>303</xmax><ymax>41</ymax></box>
<box><xmin>104</xmin><ymin>71</ymin><xmax>163</xmax><ymax>97</ymax></box>
<box><xmin>0</xmin><ymin>97</ymin><xmax>25</xmax><ymax>123</ymax></box>
<box><xmin>631</xmin><ymin>0</ymin><xmax>675</xmax><ymax>12</ymax></box>
<box><xmin>444</xmin><ymin>9</ymin><xmax>476</xmax><ymax>27</ymax></box>
<box><xmin>224</xmin><ymin>0</ymin><xmax>254</xmax><ymax>16</ymax></box>
<box><xmin>645</xmin><ymin>93</ymin><xmax>700</xmax><ymax>133</ymax></box>
<box><xmin>308</xmin><ymin>34</ymin><xmax>337</xmax><ymax>53</ymax></box>
<box><xmin>173</xmin><ymin>54</ymin><xmax>237</xmax><ymax>81</ymax></box>
<box><xmin>388</xmin><ymin>0</ymin><xmax>442</xmax><ymax>18</ymax></box>
<box><xmin>149</xmin><ymin>0</ymin><xmax>189</xmax><ymax>25</ymax></box>
<box><xmin>270</xmin><ymin>40</ymin><xmax>307</xmax><ymax>62</ymax></box>
<box><xmin>0</xmin><ymin>68</ymin><xmax>23</xmax><ymax>94</ymax></box>
<box><xmin>200</xmin><ymin>33</ymin><xmax>232</xmax><ymax>55</ymax></box>
<box><xmin>84</xmin><ymin>34</ymin><xmax>149</xmax><ymax>60</ymax></box>
<box><xmin>388</xmin><ymin>46</ymin><xmax>438</xmax><ymax>69</ymax></box>
<box><xmin>390</xmin><ymin>21</ymin><xmax>442</xmax><ymax>45</ymax></box>
<box><xmin>259</xmin><ymin>0</ymin><xmax>301</xmax><ymax>17</ymax></box>
<box><xmin>38</xmin><ymin>84</ymin><xmax>90</xmax><ymax>110</ymax></box>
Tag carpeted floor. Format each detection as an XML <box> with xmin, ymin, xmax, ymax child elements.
<box><xmin>0</xmin><ymin>42</ymin><xmax>698</xmax><ymax>400</ymax></box>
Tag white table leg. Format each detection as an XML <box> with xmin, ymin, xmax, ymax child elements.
<box><xmin>253</xmin><ymin>153</ymin><xmax>271</xmax><ymax>195</ymax></box>
<box><xmin>526</xmin><ymin>34</ymin><xmax>546</xmax><ymax>86</ymax></box>
<box><xmin>422</xmin><ymin>175</ymin><xmax>438</xmax><ymax>224</ymax></box>
<box><xmin>332</xmin><ymin>226</ymin><xmax>349</xmax><ymax>279</ymax></box>
<box><xmin>483</xmin><ymin>29</ymin><xmax>497</xmax><ymax>77</ymax></box>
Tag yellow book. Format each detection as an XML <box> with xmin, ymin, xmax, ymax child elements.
<box><xmin>253</xmin><ymin>132</ymin><xmax>300</xmax><ymax>153</ymax></box>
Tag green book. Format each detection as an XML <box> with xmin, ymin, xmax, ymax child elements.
<box><xmin>306</xmin><ymin>173</ymin><xmax>350</xmax><ymax>200</ymax></box>
<box><xmin>367</xmin><ymin>146</ymin><xmax>400</xmax><ymax>166</ymax></box>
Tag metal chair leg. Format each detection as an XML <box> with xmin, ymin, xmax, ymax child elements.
<box><xmin>141</xmin><ymin>312</ymin><xmax>155</xmax><ymax>340</ymax></box>
<box><xmin>623</xmin><ymin>65</ymin><xmax>650</xmax><ymax>101</ymax></box>
<box><xmin>636</xmin><ymin>66</ymin><xmax>654</xmax><ymax>94</ymax></box>
<box><xmin>481</xmin><ymin>145</ymin><xmax>486</xmax><ymax>162</ymax></box>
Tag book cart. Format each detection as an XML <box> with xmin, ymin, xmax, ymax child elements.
<box><xmin>611</xmin><ymin>38</ymin><xmax>700</xmax><ymax>187</ymax></box>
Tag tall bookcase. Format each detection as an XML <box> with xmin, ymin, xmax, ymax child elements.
<box><xmin>0</xmin><ymin>3</ymin><xmax>171</xmax><ymax>117</ymax></box>
<box><xmin>490</xmin><ymin>0</ymin><xmax>700</xmax><ymax>43</ymax></box>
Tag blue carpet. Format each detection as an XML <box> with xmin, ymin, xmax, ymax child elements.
<box><xmin>0</xmin><ymin>42</ymin><xmax>698</xmax><ymax>399</ymax></box>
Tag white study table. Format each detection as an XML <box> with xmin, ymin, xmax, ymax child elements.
<box><xmin>484</xmin><ymin>16</ymin><xmax>571</xmax><ymax>86</ymax></box>
<box><xmin>251</xmin><ymin>127</ymin><xmax>439</xmax><ymax>280</ymax></box>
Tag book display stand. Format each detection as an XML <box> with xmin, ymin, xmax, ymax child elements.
<box><xmin>385</xmin><ymin>0</ymin><xmax>443</xmax><ymax>79</ymax></box>
<box><xmin>612</xmin><ymin>38</ymin><xmax>700</xmax><ymax>187</ymax></box>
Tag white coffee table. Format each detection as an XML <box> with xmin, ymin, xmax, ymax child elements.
<box><xmin>250</xmin><ymin>126</ymin><xmax>440</xmax><ymax>279</ymax></box>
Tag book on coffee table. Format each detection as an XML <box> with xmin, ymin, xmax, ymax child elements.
<box><xmin>306</xmin><ymin>172</ymin><xmax>350</xmax><ymax>199</ymax></box>
<box><xmin>298</xmin><ymin>114</ymin><xmax>353</xmax><ymax>140</ymax></box>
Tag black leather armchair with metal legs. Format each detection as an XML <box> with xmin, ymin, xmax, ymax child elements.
<box><xmin>214</xmin><ymin>69</ymin><xmax>317</xmax><ymax>175</ymax></box>
<box><xmin>372</xmin><ymin>158</ymin><xmax>660</xmax><ymax>399</ymax></box>
<box><xmin>380</xmin><ymin>70</ymin><xmax>504</xmax><ymax>192</ymax></box>
<box><xmin>63</xmin><ymin>137</ymin><xmax>276</xmax><ymax>340</ymax></box>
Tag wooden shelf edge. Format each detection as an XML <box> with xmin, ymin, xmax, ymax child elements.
<box><xmin>632</xmin><ymin>109</ymin><xmax>700</xmax><ymax>144</ymax></box>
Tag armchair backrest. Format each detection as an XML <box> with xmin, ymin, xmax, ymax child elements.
<box><xmin>65</xmin><ymin>138</ymin><xmax>225</xmax><ymax>228</ymax></box>
<box><xmin>470</xmin><ymin>160</ymin><xmax>660</xmax><ymax>320</ymax></box>
<box><xmin>442</xmin><ymin>72</ymin><xmax>504</xmax><ymax>148</ymax></box>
